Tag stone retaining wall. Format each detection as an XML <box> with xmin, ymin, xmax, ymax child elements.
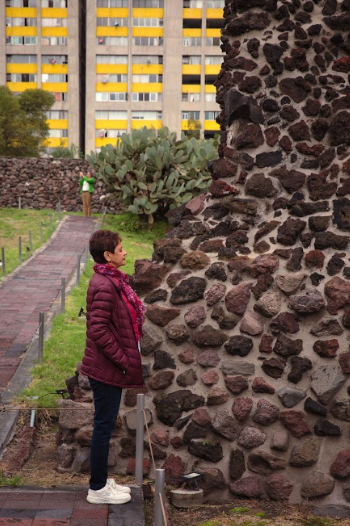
<box><xmin>0</xmin><ymin>157</ymin><xmax>117</xmax><ymax>213</ymax></box>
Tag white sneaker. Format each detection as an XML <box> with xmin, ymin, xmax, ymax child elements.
<box><xmin>87</xmin><ymin>484</ymin><xmax>131</xmax><ymax>504</ymax></box>
<box><xmin>107</xmin><ymin>478</ymin><xmax>131</xmax><ymax>494</ymax></box>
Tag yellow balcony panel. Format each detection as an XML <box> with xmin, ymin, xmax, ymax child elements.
<box><xmin>132</xmin><ymin>8</ymin><xmax>163</xmax><ymax>17</ymax></box>
<box><xmin>6</xmin><ymin>8</ymin><xmax>37</xmax><ymax>17</ymax></box>
<box><xmin>95</xmin><ymin>120</ymin><xmax>127</xmax><ymax>130</ymax></box>
<box><xmin>183</xmin><ymin>28</ymin><xmax>202</xmax><ymax>37</ymax></box>
<box><xmin>43</xmin><ymin>137</ymin><xmax>68</xmax><ymax>147</ymax></box>
<box><xmin>183</xmin><ymin>8</ymin><xmax>202</xmax><ymax>18</ymax></box>
<box><xmin>204</xmin><ymin>120</ymin><xmax>220</xmax><ymax>130</ymax></box>
<box><xmin>132</xmin><ymin>64</ymin><xmax>163</xmax><ymax>74</ymax></box>
<box><xmin>42</xmin><ymin>82</ymin><xmax>68</xmax><ymax>92</ymax></box>
<box><xmin>96</xmin><ymin>8</ymin><xmax>129</xmax><ymax>17</ymax></box>
<box><xmin>205</xmin><ymin>84</ymin><xmax>216</xmax><ymax>93</ymax></box>
<box><xmin>182</xmin><ymin>120</ymin><xmax>190</xmax><ymax>131</ymax></box>
<box><xmin>96</xmin><ymin>82</ymin><xmax>128</xmax><ymax>92</ymax></box>
<box><xmin>96</xmin><ymin>26</ymin><xmax>128</xmax><ymax>37</ymax></box>
<box><xmin>41</xmin><ymin>27</ymin><xmax>68</xmax><ymax>37</ymax></box>
<box><xmin>96</xmin><ymin>137</ymin><xmax>121</xmax><ymax>148</ymax></box>
<box><xmin>42</xmin><ymin>64</ymin><xmax>68</xmax><ymax>74</ymax></box>
<box><xmin>182</xmin><ymin>84</ymin><xmax>201</xmax><ymax>93</ymax></box>
<box><xmin>96</xmin><ymin>64</ymin><xmax>128</xmax><ymax>74</ymax></box>
<box><xmin>132</xmin><ymin>27</ymin><xmax>163</xmax><ymax>37</ymax></box>
<box><xmin>47</xmin><ymin>119</ymin><xmax>68</xmax><ymax>129</ymax></box>
<box><xmin>41</xmin><ymin>8</ymin><xmax>67</xmax><ymax>17</ymax></box>
<box><xmin>7</xmin><ymin>82</ymin><xmax>37</xmax><ymax>92</ymax></box>
<box><xmin>131</xmin><ymin>120</ymin><xmax>162</xmax><ymax>130</ymax></box>
<box><xmin>205</xmin><ymin>64</ymin><xmax>221</xmax><ymax>75</ymax></box>
<box><xmin>7</xmin><ymin>64</ymin><xmax>37</xmax><ymax>74</ymax></box>
<box><xmin>206</xmin><ymin>8</ymin><xmax>224</xmax><ymax>18</ymax></box>
<box><xmin>6</xmin><ymin>27</ymin><xmax>37</xmax><ymax>37</ymax></box>
<box><xmin>182</xmin><ymin>64</ymin><xmax>201</xmax><ymax>75</ymax></box>
<box><xmin>132</xmin><ymin>83</ymin><xmax>162</xmax><ymax>93</ymax></box>
<box><xmin>206</xmin><ymin>28</ymin><xmax>221</xmax><ymax>37</ymax></box>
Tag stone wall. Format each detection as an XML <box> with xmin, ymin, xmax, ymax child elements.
<box><xmin>0</xmin><ymin>157</ymin><xmax>117</xmax><ymax>213</ymax></box>
<box><xmin>58</xmin><ymin>0</ymin><xmax>350</xmax><ymax>507</ymax></box>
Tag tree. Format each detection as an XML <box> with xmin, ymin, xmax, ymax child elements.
<box><xmin>0</xmin><ymin>87</ymin><xmax>55</xmax><ymax>157</ymax></box>
<box><xmin>186</xmin><ymin>118</ymin><xmax>201</xmax><ymax>139</ymax></box>
<box><xmin>87</xmin><ymin>126</ymin><xmax>218</xmax><ymax>227</ymax></box>
<box><xmin>50</xmin><ymin>141</ymin><xmax>84</xmax><ymax>159</ymax></box>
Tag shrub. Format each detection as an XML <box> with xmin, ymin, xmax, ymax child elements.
<box><xmin>86</xmin><ymin>126</ymin><xmax>218</xmax><ymax>226</ymax></box>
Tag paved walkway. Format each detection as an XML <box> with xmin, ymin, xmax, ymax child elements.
<box><xmin>0</xmin><ymin>486</ymin><xmax>144</xmax><ymax>526</ymax></box>
<box><xmin>0</xmin><ymin>216</ymin><xmax>96</xmax><ymax>394</ymax></box>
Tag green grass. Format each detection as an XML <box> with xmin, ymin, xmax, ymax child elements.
<box><xmin>20</xmin><ymin>212</ymin><xmax>168</xmax><ymax>408</ymax></box>
<box><xmin>0</xmin><ymin>208</ymin><xmax>62</xmax><ymax>279</ymax></box>
<box><xmin>0</xmin><ymin>471</ymin><xmax>26</xmax><ymax>487</ymax></box>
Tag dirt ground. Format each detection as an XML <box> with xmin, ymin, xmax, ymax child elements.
<box><xmin>1</xmin><ymin>416</ymin><xmax>349</xmax><ymax>526</ymax></box>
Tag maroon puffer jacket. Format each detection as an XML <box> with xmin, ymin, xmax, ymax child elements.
<box><xmin>81</xmin><ymin>272</ymin><xmax>145</xmax><ymax>388</ymax></box>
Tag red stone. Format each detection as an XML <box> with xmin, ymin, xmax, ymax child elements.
<box><xmin>305</xmin><ymin>250</ymin><xmax>325</xmax><ymax>268</ymax></box>
<box><xmin>259</xmin><ymin>334</ymin><xmax>274</xmax><ymax>353</ymax></box>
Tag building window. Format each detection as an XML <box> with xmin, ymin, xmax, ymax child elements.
<box><xmin>205</xmin><ymin>56</ymin><xmax>222</xmax><ymax>65</ymax></box>
<box><xmin>41</xmin><ymin>18</ymin><xmax>67</xmax><ymax>27</ymax></box>
<box><xmin>207</xmin><ymin>0</ymin><xmax>224</xmax><ymax>7</ymax></box>
<box><xmin>6</xmin><ymin>1</ymin><xmax>37</xmax><ymax>6</ymax></box>
<box><xmin>132</xmin><ymin>37</ymin><xmax>163</xmax><ymax>46</ymax></box>
<box><xmin>133</xmin><ymin>0</ymin><xmax>163</xmax><ymax>6</ymax></box>
<box><xmin>205</xmin><ymin>37</ymin><xmax>221</xmax><ymax>46</ymax></box>
<box><xmin>42</xmin><ymin>74</ymin><xmax>68</xmax><ymax>82</ymax></box>
<box><xmin>6</xmin><ymin>18</ymin><xmax>37</xmax><ymax>27</ymax></box>
<box><xmin>97</xmin><ymin>37</ymin><xmax>128</xmax><ymax>46</ymax></box>
<box><xmin>96</xmin><ymin>18</ymin><xmax>128</xmax><ymax>27</ymax></box>
<box><xmin>183</xmin><ymin>0</ymin><xmax>203</xmax><ymax>6</ymax></box>
<box><xmin>48</xmin><ymin>129</ymin><xmax>68</xmax><ymax>138</ymax></box>
<box><xmin>6</xmin><ymin>54</ymin><xmax>37</xmax><ymax>63</ymax></box>
<box><xmin>133</xmin><ymin>18</ymin><xmax>163</xmax><ymax>27</ymax></box>
<box><xmin>7</xmin><ymin>36</ymin><xmax>39</xmax><ymax>45</ymax></box>
<box><xmin>182</xmin><ymin>56</ymin><xmax>201</xmax><ymax>65</ymax></box>
<box><xmin>97</xmin><ymin>0</ymin><xmax>128</xmax><ymax>6</ymax></box>
<box><xmin>205</xmin><ymin>111</ymin><xmax>220</xmax><ymax>120</ymax></box>
<box><xmin>97</xmin><ymin>74</ymin><xmax>127</xmax><ymax>83</ymax></box>
<box><xmin>7</xmin><ymin>73</ymin><xmax>37</xmax><ymax>82</ymax></box>
<box><xmin>96</xmin><ymin>92</ymin><xmax>128</xmax><ymax>102</ymax></box>
<box><xmin>205</xmin><ymin>93</ymin><xmax>216</xmax><ymax>102</ymax></box>
<box><xmin>46</xmin><ymin>110</ymin><xmax>68</xmax><ymax>119</ymax></box>
<box><xmin>132</xmin><ymin>74</ymin><xmax>161</xmax><ymax>83</ymax></box>
<box><xmin>132</xmin><ymin>92</ymin><xmax>161</xmax><ymax>102</ymax></box>
<box><xmin>95</xmin><ymin>110</ymin><xmax>127</xmax><ymax>119</ymax></box>
<box><xmin>132</xmin><ymin>55</ymin><xmax>162</xmax><ymax>65</ymax></box>
<box><xmin>182</xmin><ymin>111</ymin><xmax>200</xmax><ymax>120</ymax></box>
<box><xmin>41</xmin><ymin>0</ymin><xmax>67</xmax><ymax>6</ymax></box>
<box><xmin>96</xmin><ymin>55</ymin><xmax>128</xmax><ymax>64</ymax></box>
<box><xmin>53</xmin><ymin>92</ymin><xmax>68</xmax><ymax>101</ymax></box>
<box><xmin>132</xmin><ymin>111</ymin><xmax>162</xmax><ymax>120</ymax></box>
<box><xmin>42</xmin><ymin>37</ymin><xmax>67</xmax><ymax>45</ymax></box>
<box><xmin>183</xmin><ymin>37</ymin><xmax>201</xmax><ymax>46</ymax></box>
<box><xmin>96</xmin><ymin>129</ymin><xmax>123</xmax><ymax>138</ymax></box>
<box><xmin>42</xmin><ymin>55</ymin><xmax>68</xmax><ymax>64</ymax></box>
<box><xmin>182</xmin><ymin>93</ymin><xmax>200</xmax><ymax>102</ymax></box>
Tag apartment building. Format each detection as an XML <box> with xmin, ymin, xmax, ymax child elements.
<box><xmin>0</xmin><ymin>0</ymin><xmax>84</xmax><ymax>151</ymax></box>
<box><xmin>0</xmin><ymin>0</ymin><xmax>223</xmax><ymax>154</ymax></box>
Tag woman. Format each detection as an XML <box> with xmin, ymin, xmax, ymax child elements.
<box><xmin>79</xmin><ymin>170</ymin><xmax>95</xmax><ymax>217</ymax></box>
<box><xmin>81</xmin><ymin>229</ymin><xmax>146</xmax><ymax>505</ymax></box>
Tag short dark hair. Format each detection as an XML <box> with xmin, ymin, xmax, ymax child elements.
<box><xmin>89</xmin><ymin>229</ymin><xmax>121</xmax><ymax>264</ymax></box>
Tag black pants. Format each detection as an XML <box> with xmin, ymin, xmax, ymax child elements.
<box><xmin>89</xmin><ymin>378</ymin><xmax>122</xmax><ymax>490</ymax></box>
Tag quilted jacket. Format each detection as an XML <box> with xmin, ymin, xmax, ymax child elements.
<box><xmin>81</xmin><ymin>272</ymin><xmax>145</xmax><ymax>388</ymax></box>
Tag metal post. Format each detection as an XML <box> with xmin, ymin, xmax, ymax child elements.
<box><xmin>84</xmin><ymin>243</ymin><xmax>89</xmax><ymax>268</ymax></box>
<box><xmin>1</xmin><ymin>247</ymin><xmax>5</xmax><ymax>277</ymax></box>
<box><xmin>155</xmin><ymin>469</ymin><xmax>166</xmax><ymax>526</ymax></box>
<box><xmin>29</xmin><ymin>230</ymin><xmax>33</xmax><ymax>254</ymax></box>
<box><xmin>38</xmin><ymin>312</ymin><xmax>44</xmax><ymax>364</ymax></box>
<box><xmin>57</xmin><ymin>199</ymin><xmax>61</xmax><ymax>221</ymax></box>
<box><xmin>19</xmin><ymin>236</ymin><xmax>22</xmax><ymax>262</ymax></box>
<box><xmin>135</xmin><ymin>393</ymin><xmax>145</xmax><ymax>485</ymax></box>
<box><xmin>18</xmin><ymin>197</ymin><xmax>21</xmax><ymax>210</ymax></box>
<box><xmin>50</xmin><ymin>213</ymin><xmax>53</xmax><ymax>231</ymax></box>
<box><xmin>76</xmin><ymin>255</ymin><xmax>81</xmax><ymax>286</ymax></box>
<box><xmin>40</xmin><ymin>224</ymin><xmax>43</xmax><ymax>244</ymax></box>
<box><xmin>100</xmin><ymin>206</ymin><xmax>107</xmax><ymax>228</ymax></box>
<box><xmin>61</xmin><ymin>277</ymin><xmax>65</xmax><ymax>314</ymax></box>
<box><xmin>29</xmin><ymin>409</ymin><xmax>36</xmax><ymax>428</ymax></box>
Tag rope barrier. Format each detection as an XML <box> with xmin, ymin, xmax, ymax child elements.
<box><xmin>159</xmin><ymin>493</ymin><xmax>169</xmax><ymax>526</ymax></box>
<box><xmin>142</xmin><ymin>408</ymin><xmax>156</xmax><ymax>473</ymax></box>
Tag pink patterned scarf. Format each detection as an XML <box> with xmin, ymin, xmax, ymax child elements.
<box><xmin>93</xmin><ymin>263</ymin><xmax>146</xmax><ymax>339</ymax></box>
